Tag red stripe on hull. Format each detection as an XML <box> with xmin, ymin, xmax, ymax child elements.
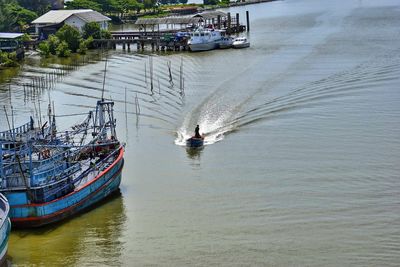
<box><xmin>11</xmin><ymin>148</ymin><xmax>124</xmax><ymax>228</ymax></box>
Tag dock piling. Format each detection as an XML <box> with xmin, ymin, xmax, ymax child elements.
<box><xmin>227</xmin><ymin>13</ymin><xmax>231</xmax><ymax>33</ymax></box>
<box><xmin>246</xmin><ymin>11</ymin><xmax>250</xmax><ymax>32</ymax></box>
<box><xmin>236</xmin><ymin>13</ymin><xmax>240</xmax><ymax>32</ymax></box>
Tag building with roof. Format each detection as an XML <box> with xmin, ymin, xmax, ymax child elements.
<box><xmin>0</xmin><ymin>33</ymin><xmax>25</xmax><ymax>59</ymax></box>
<box><xmin>31</xmin><ymin>9</ymin><xmax>111</xmax><ymax>39</ymax></box>
<box><xmin>134</xmin><ymin>11</ymin><xmax>228</xmax><ymax>32</ymax></box>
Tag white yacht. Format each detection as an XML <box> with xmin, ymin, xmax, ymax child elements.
<box><xmin>232</xmin><ymin>37</ymin><xmax>250</xmax><ymax>49</ymax></box>
<box><xmin>188</xmin><ymin>28</ymin><xmax>223</xmax><ymax>52</ymax></box>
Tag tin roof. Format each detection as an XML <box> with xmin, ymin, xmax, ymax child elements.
<box><xmin>74</xmin><ymin>11</ymin><xmax>111</xmax><ymax>23</ymax></box>
<box><xmin>31</xmin><ymin>9</ymin><xmax>110</xmax><ymax>24</ymax></box>
<box><xmin>0</xmin><ymin>32</ymin><xmax>24</xmax><ymax>39</ymax></box>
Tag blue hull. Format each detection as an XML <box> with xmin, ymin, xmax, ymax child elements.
<box><xmin>5</xmin><ymin>148</ymin><xmax>124</xmax><ymax>228</ymax></box>
<box><xmin>186</xmin><ymin>137</ymin><xmax>204</xmax><ymax>148</ymax></box>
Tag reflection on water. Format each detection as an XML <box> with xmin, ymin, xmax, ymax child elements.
<box><xmin>1</xmin><ymin>0</ymin><xmax>400</xmax><ymax>265</ymax></box>
<box><xmin>8</xmin><ymin>192</ymin><xmax>126</xmax><ymax>266</ymax></box>
<box><xmin>185</xmin><ymin>146</ymin><xmax>204</xmax><ymax>159</ymax></box>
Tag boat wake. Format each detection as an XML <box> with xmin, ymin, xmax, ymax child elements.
<box><xmin>175</xmin><ymin>117</ymin><xmax>235</xmax><ymax>146</ymax></box>
<box><xmin>175</xmin><ymin>51</ymin><xmax>400</xmax><ymax>147</ymax></box>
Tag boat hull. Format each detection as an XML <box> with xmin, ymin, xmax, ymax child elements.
<box><xmin>232</xmin><ymin>42</ymin><xmax>250</xmax><ymax>49</ymax></box>
<box><xmin>189</xmin><ymin>42</ymin><xmax>218</xmax><ymax>52</ymax></box>
<box><xmin>0</xmin><ymin>194</ymin><xmax>10</xmax><ymax>265</ymax></box>
<box><xmin>186</xmin><ymin>137</ymin><xmax>204</xmax><ymax>148</ymax></box>
<box><xmin>6</xmin><ymin>147</ymin><xmax>124</xmax><ymax>228</ymax></box>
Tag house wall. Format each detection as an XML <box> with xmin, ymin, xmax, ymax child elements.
<box><xmin>64</xmin><ymin>16</ymin><xmax>86</xmax><ymax>32</ymax></box>
<box><xmin>64</xmin><ymin>15</ymin><xmax>109</xmax><ymax>32</ymax></box>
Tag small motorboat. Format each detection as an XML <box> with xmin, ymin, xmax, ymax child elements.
<box><xmin>232</xmin><ymin>37</ymin><xmax>250</xmax><ymax>49</ymax></box>
<box><xmin>186</xmin><ymin>136</ymin><xmax>204</xmax><ymax>148</ymax></box>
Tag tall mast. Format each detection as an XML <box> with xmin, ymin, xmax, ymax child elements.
<box><xmin>101</xmin><ymin>57</ymin><xmax>108</xmax><ymax>101</ymax></box>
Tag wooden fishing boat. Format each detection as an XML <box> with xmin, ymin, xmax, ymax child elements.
<box><xmin>0</xmin><ymin>100</ymin><xmax>125</xmax><ymax>228</ymax></box>
<box><xmin>0</xmin><ymin>193</ymin><xmax>11</xmax><ymax>265</ymax></box>
<box><xmin>186</xmin><ymin>136</ymin><xmax>204</xmax><ymax>148</ymax></box>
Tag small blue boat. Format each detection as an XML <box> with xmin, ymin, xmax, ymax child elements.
<box><xmin>0</xmin><ymin>193</ymin><xmax>11</xmax><ymax>265</ymax></box>
<box><xmin>186</xmin><ymin>136</ymin><xmax>204</xmax><ymax>148</ymax></box>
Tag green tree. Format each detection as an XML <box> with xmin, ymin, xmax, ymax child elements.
<box><xmin>82</xmin><ymin>21</ymin><xmax>101</xmax><ymax>39</ymax></box>
<box><xmin>100</xmin><ymin>29</ymin><xmax>112</xmax><ymax>39</ymax></box>
<box><xmin>38</xmin><ymin>41</ymin><xmax>51</xmax><ymax>57</ymax></box>
<box><xmin>65</xmin><ymin>0</ymin><xmax>102</xmax><ymax>11</ymax></box>
<box><xmin>47</xmin><ymin>34</ymin><xmax>60</xmax><ymax>55</ymax></box>
<box><xmin>0</xmin><ymin>51</ymin><xmax>19</xmax><ymax>67</ymax></box>
<box><xmin>78</xmin><ymin>36</ymin><xmax>93</xmax><ymax>54</ymax></box>
<box><xmin>56</xmin><ymin>41</ymin><xmax>71</xmax><ymax>57</ymax></box>
<box><xmin>203</xmin><ymin>0</ymin><xmax>218</xmax><ymax>5</ymax></box>
<box><xmin>17</xmin><ymin>0</ymin><xmax>50</xmax><ymax>15</ymax></box>
<box><xmin>143</xmin><ymin>0</ymin><xmax>156</xmax><ymax>11</ymax></box>
<box><xmin>56</xmin><ymin>24</ymin><xmax>82</xmax><ymax>53</ymax></box>
<box><xmin>0</xmin><ymin>1</ymin><xmax>37</xmax><ymax>32</ymax></box>
<box><xmin>96</xmin><ymin>0</ymin><xmax>120</xmax><ymax>13</ymax></box>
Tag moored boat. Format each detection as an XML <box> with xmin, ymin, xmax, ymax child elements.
<box><xmin>0</xmin><ymin>99</ymin><xmax>125</xmax><ymax>228</ymax></box>
<box><xmin>0</xmin><ymin>193</ymin><xmax>11</xmax><ymax>265</ymax></box>
<box><xmin>188</xmin><ymin>28</ymin><xmax>223</xmax><ymax>52</ymax></box>
<box><xmin>232</xmin><ymin>37</ymin><xmax>250</xmax><ymax>49</ymax></box>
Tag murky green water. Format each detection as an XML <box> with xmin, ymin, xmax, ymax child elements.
<box><xmin>1</xmin><ymin>0</ymin><xmax>400</xmax><ymax>266</ymax></box>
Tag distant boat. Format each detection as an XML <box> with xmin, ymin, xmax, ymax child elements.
<box><xmin>232</xmin><ymin>37</ymin><xmax>250</xmax><ymax>49</ymax></box>
<box><xmin>0</xmin><ymin>193</ymin><xmax>11</xmax><ymax>265</ymax></box>
<box><xmin>218</xmin><ymin>36</ymin><xmax>233</xmax><ymax>49</ymax></box>
<box><xmin>186</xmin><ymin>136</ymin><xmax>204</xmax><ymax>148</ymax></box>
<box><xmin>0</xmin><ymin>99</ymin><xmax>124</xmax><ymax>228</ymax></box>
<box><xmin>188</xmin><ymin>28</ymin><xmax>223</xmax><ymax>52</ymax></box>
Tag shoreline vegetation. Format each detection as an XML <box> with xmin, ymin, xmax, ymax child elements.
<box><xmin>0</xmin><ymin>0</ymin><xmax>276</xmax><ymax>66</ymax></box>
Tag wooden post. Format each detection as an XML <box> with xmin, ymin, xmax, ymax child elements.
<box><xmin>227</xmin><ymin>12</ymin><xmax>231</xmax><ymax>34</ymax></box>
<box><xmin>236</xmin><ymin>13</ymin><xmax>240</xmax><ymax>32</ymax></box>
<box><xmin>246</xmin><ymin>11</ymin><xmax>250</xmax><ymax>32</ymax></box>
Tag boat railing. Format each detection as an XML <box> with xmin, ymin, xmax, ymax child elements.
<box><xmin>31</xmin><ymin>150</ymin><xmax>68</xmax><ymax>170</ymax></box>
<box><xmin>0</xmin><ymin>121</ymin><xmax>32</xmax><ymax>141</ymax></box>
<box><xmin>30</xmin><ymin>162</ymin><xmax>81</xmax><ymax>189</ymax></box>
<box><xmin>72</xmin><ymin>145</ymin><xmax>121</xmax><ymax>185</ymax></box>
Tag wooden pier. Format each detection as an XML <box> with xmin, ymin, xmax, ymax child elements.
<box><xmin>94</xmin><ymin>30</ymin><xmax>188</xmax><ymax>51</ymax></box>
<box><xmin>93</xmin><ymin>11</ymin><xmax>251</xmax><ymax>52</ymax></box>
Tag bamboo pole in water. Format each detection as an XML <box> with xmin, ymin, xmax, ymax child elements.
<box><xmin>149</xmin><ymin>56</ymin><xmax>154</xmax><ymax>93</ymax></box>
<box><xmin>167</xmin><ymin>60</ymin><xmax>173</xmax><ymax>85</ymax></box>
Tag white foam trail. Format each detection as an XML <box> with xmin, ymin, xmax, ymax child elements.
<box><xmin>175</xmin><ymin>116</ymin><xmax>235</xmax><ymax>146</ymax></box>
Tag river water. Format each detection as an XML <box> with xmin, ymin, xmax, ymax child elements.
<box><xmin>1</xmin><ymin>0</ymin><xmax>400</xmax><ymax>266</ymax></box>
